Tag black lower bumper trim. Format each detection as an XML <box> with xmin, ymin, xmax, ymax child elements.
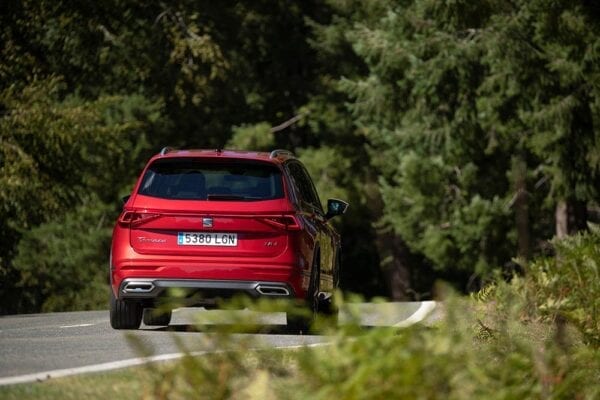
<box><xmin>119</xmin><ymin>278</ymin><xmax>294</xmax><ymax>301</ymax></box>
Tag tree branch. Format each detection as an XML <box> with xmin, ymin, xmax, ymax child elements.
<box><xmin>270</xmin><ymin>114</ymin><xmax>305</xmax><ymax>133</ymax></box>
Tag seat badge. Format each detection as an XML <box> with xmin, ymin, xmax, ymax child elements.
<box><xmin>203</xmin><ymin>217</ymin><xmax>213</xmax><ymax>228</ymax></box>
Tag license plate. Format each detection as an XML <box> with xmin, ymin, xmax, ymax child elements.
<box><xmin>177</xmin><ymin>232</ymin><xmax>238</xmax><ymax>246</ymax></box>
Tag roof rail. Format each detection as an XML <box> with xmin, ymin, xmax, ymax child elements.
<box><xmin>269</xmin><ymin>149</ymin><xmax>294</xmax><ymax>159</ymax></box>
<box><xmin>159</xmin><ymin>146</ymin><xmax>174</xmax><ymax>156</ymax></box>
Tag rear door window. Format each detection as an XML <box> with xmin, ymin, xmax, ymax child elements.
<box><xmin>138</xmin><ymin>159</ymin><xmax>284</xmax><ymax>200</ymax></box>
<box><xmin>286</xmin><ymin>161</ymin><xmax>323</xmax><ymax>213</ymax></box>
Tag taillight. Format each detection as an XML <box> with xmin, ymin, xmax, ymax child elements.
<box><xmin>261</xmin><ymin>215</ymin><xmax>302</xmax><ymax>231</ymax></box>
<box><xmin>118</xmin><ymin>211</ymin><xmax>161</xmax><ymax>227</ymax></box>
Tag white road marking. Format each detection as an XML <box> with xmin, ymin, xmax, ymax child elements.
<box><xmin>59</xmin><ymin>324</ymin><xmax>94</xmax><ymax>329</ymax></box>
<box><xmin>393</xmin><ymin>301</ymin><xmax>436</xmax><ymax>327</ymax></box>
<box><xmin>0</xmin><ymin>302</ymin><xmax>439</xmax><ymax>386</ymax></box>
<box><xmin>0</xmin><ymin>342</ymin><xmax>328</xmax><ymax>386</ymax></box>
<box><xmin>0</xmin><ymin>352</ymin><xmax>198</xmax><ymax>386</ymax></box>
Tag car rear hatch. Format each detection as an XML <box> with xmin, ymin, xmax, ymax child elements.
<box><xmin>121</xmin><ymin>158</ymin><xmax>298</xmax><ymax>258</ymax></box>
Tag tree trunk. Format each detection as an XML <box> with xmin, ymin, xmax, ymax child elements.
<box><xmin>382</xmin><ymin>234</ymin><xmax>412</xmax><ymax>301</ymax></box>
<box><xmin>555</xmin><ymin>200</ymin><xmax>568</xmax><ymax>239</ymax></box>
<box><xmin>513</xmin><ymin>156</ymin><xmax>530</xmax><ymax>260</ymax></box>
<box><xmin>369</xmin><ymin>179</ymin><xmax>413</xmax><ymax>301</ymax></box>
<box><xmin>555</xmin><ymin>198</ymin><xmax>588</xmax><ymax>239</ymax></box>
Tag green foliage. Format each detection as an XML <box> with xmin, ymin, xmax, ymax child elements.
<box><xmin>2</xmin><ymin>0</ymin><xmax>600</xmax><ymax>310</ymax></box>
<box><xmin>131</xmin><ymin>231</ymin><xmax>600</xmax><ymax>399</ymax></box>
<box><xmin>0</xmin><ymin>77</ymin><xmax>155</xmax><ymax>225</ymax></box>
<box><xmin>2</xmin><ymin>0</ymin><xmax>370</xmax><ymax>313</ymax></box>
<box><xmin>328</xmin><ymin>0</ymin><xmax>600</xmax><ymax>285</ymax></box>
<box><xmin>298</xmin><ymin>146</ymin><xmax>352</xmax><ymax>207</ymax></box>
<box><xmin>475</xmin><ymin>0</ymin><xmax>600</xmax><ymax>203</ymax></box>
<box><xmin>525</xmin><ymin>225</ymin><xmax>600</xmax><ymax>346</ymax></box>
<box><xmin>335</xmin><ymin>0</ymin><xmax>517</xmax><ymax>281</ymax></box>
<box><xmin>0</xmin><ymin>78</ymin><xmax>157</xmax><ymax>313</ymax></box>
<box><xmin>12</xmin><ymin>198</ymin><xmax>113</xmax><ymax>312</ymax></box>
<box><xmin>380</xmin><ymin>152</ymin><xmax>512</xmax><ymax>274</ymax></box>
<box><xmin>226</xmin><ymin>123</ymin><xmax>274</xmax><ymax>151</ymax></box>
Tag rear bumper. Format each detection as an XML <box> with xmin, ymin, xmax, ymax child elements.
<box><xmin>118</xmin><ymin>278</ymin><xmax>294</xmax><ymax>301</ymax></box>
<box><xmin>110</xmin><ymin>236</ymin><xmax>310</xmax><ymax>302</ymax></box>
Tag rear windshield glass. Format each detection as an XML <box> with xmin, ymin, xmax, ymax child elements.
<box><xmin>138</xmin><ymin>158</ymin><xmax>284</xmax><ymax>201</ymax></box>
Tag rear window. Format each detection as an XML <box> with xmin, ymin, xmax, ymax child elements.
<box><xmin>138</xmin><ymin>158</ymin><xmax>284</xmax><ymax>200</ymax></box>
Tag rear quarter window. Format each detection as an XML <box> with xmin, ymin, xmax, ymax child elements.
<box><xmin>138</xmin><ymin>158</ymin><xmax>284</xmax><ymax>200</ymax></box>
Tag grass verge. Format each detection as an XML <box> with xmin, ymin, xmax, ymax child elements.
<box><xmin>0</xmin><ymin>367</ymin><xmax>154</xmax><ymax>400</ymax></box>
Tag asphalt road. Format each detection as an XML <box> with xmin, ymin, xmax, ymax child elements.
<box><xmin>0</xmin><ymin>302</ymin><xmax>440</xmax><ymax>384</ymax></box>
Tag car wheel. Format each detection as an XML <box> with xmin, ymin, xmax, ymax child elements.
<box><xmin>318</xmin><ymin>256</ymin><xmax>339</xmax><ymax>326</ymax></box>
<box><xmin>287</xmin><ymin>256</ymin><xmax>320</xmax><ymax>334</ymax></box>
<box><xmin>110</xmin><ymin>289</ymin><xmax>142</xmax><ymax>330</ymax></box>
<box><xmin>142</xmin><ymin>308</ymin><xmax>172</xmax><ymax>326</ymax></box>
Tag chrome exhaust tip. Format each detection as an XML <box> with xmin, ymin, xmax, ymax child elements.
<box><xmin>123</xmin><ymin>281</ymin><xmax>155</xmax><ymax>294</ymax></box>
<box><xmin>256</xmin><ymin>285</ymin><xmax>290</xmax><ymax>296</ymax></box>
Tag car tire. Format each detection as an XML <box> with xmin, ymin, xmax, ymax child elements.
<box><xmin>110</xmin><ymin>290</ymin><xmax>142</xmax><ymax>330</ymax></box>
<box><xmin>286</xmin><ymin>256</ymin><xmax>320</xmax><ymax>334</ymax></box>
<box><xmin>319</xmin><ymin>253</ymin><xmax>341</xmax><ymax>325</ymax></box>
<box><xmin>142</xmin><ymin>308</ymin><xmax>172</xmax><ymax>326</ymax></box>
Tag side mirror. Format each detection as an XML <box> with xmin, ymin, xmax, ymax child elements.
<box><xmin>121</xmin><ymin>195</ymin><xmax>131</xmax><ymax>205</ymax></box>
<box><xmin>325</xmin><ymin>198</ymin><xmax>349</xmax><ymax>220</ymax></box>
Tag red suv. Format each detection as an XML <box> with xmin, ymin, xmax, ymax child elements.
<box><xmin>110</xmin><ymin>148</ymin><xmax>348</xmax><ymax>331</ymax></box>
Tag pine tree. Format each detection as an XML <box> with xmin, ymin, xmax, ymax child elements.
<box><xmin>333</xmin><ymin>0</ymin><xmax>600</xmax><ymax>288</ymax></box>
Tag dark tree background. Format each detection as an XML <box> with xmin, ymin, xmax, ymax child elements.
<box><xmin>1</xmin><ymin>0</ymin><xmax>598</xmax><ymax>313</ymax></box>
